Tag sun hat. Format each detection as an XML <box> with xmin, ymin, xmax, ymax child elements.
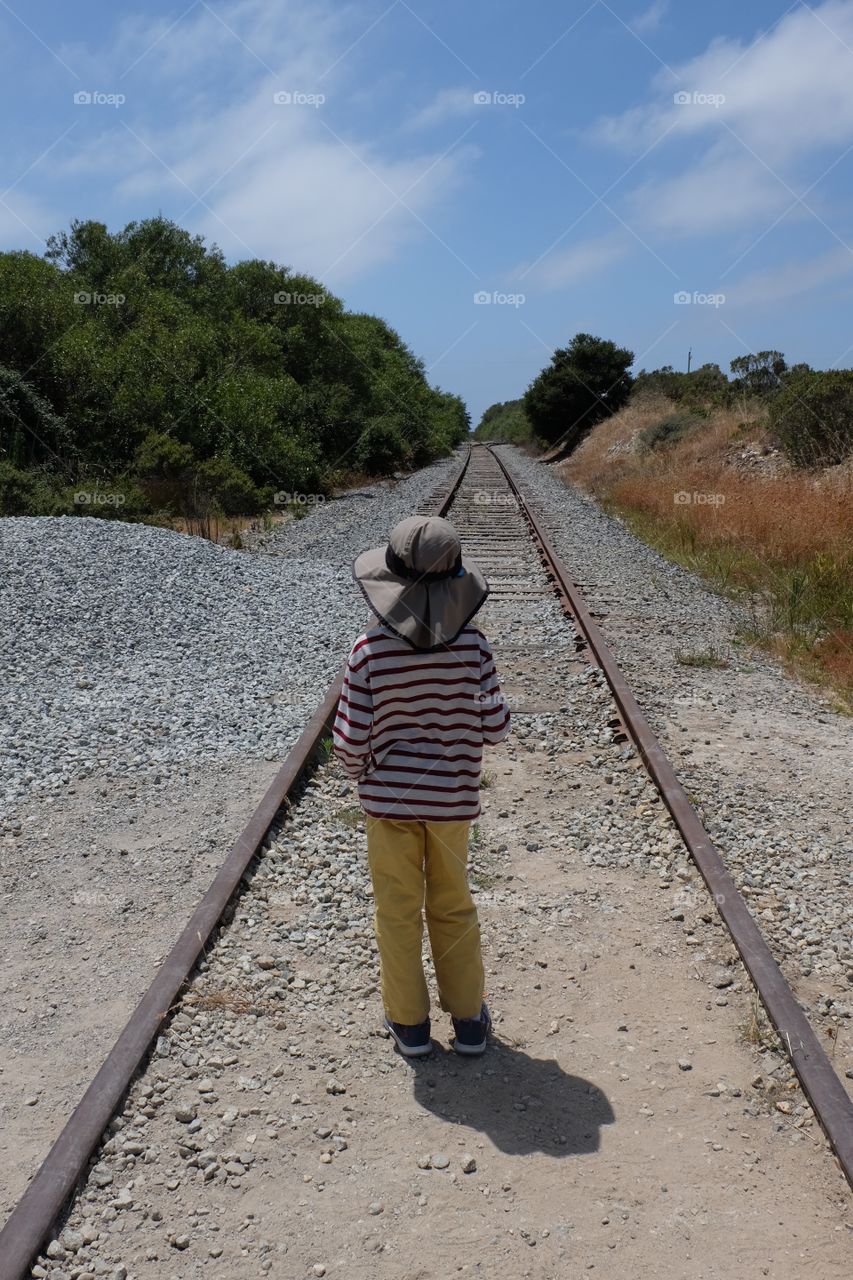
<box><xmin>353</xmin><ymin>515</ymin><xmax>489</xmax><ymax>651</ymax></box>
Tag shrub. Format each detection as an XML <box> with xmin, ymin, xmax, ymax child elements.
<box><xmin>769</xmin><ymin>370</ymin><xmax>853</xmax><ymax>466</ymax></box>
<box><xmin>133</xmin><ymin>432</ymin><xmax>195</xmax><ymax>510</ymax></box>
<box><xmin>356</xmin><ymin>419</ymin><xmax>407</xmax><ymax>474</ymax></box>
<box><xmin>639</xmin><ymin>410</ymin><xmax>705</xmax><ymax>451</ymax></box>
<box><xmin>0</xmin><ymin>460</ymin><xmax>40</xmax><ymax>515</ymax></box>
<box><xmin>193</xmin><ymin>457</ymin><xmax>265</xmax><ymax>515</ymax></box>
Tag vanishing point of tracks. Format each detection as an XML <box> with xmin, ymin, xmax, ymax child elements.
<box><xmin>1</xmin><ymin>443</ymin><xmax>851</xmax><ymax>1277</ymax></box>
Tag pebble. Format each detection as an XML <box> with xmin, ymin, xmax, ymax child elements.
<box><xmin>431</xmin><ymin>1154</ymin><xmax>450</xmax><ymax>1170</ymax></box>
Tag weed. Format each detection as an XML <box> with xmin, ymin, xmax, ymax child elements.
<box><xmin>675</xmin><ymin>647</ymin><xmax>729</xmax><ymax>669</ymax></box>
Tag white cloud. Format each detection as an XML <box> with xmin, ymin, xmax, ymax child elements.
<box><xmin>628</xmin><ymin>142</ymin><xmax>796</xmax><ymax>236</ymax></box>
<box><xmin>727</xmin><ymin>245</ymin><xmax>853</xmax><ymax>309</ymax></box>
<box><xmin>514</xmin><ymin>232</ymin><xmax>631</xmax><ymax>288</ymax></box>
<box><xmin>589</xmin><ymin>0</ymin><xmax>853</xmax><ymax>239</ymax></box>
<box><xmin>406</xmin><ymin>86</ymin><xmax>479</xmax><ymax>131</ymax></box>
<box><xmin>0</xmin><ymin>191</ymin><xmax>59</xmax><ymax>251</ymax></box>
<box><xmin>632</xmin><ymin>1</ymin><xmax>669</xmax><ymax>35</ymax></box>
<box><xmin>594</xmin><ymin>1</ymin><xmax>853</xmax><ymax>160</ymax></box>
<box><xmin>47</xmin><ymin>0</ymin><xmax>472</xmax><ymax>282</ymax></box>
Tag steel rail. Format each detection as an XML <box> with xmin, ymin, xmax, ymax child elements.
<box><xmin>0</xmin><ymin>448</ymin><xmax>474</xmax><ymax>1280</ymax></box>
<box><xmin>484</xmin><ymin>443</ymin><xmax>853</xmax><ymax>1190</ymax></box>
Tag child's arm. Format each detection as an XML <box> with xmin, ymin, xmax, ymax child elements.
<box><xmin>479</xmin><ymin>634</ymin><xmax>511</xmax><ymax>745</ymax></box>
<box><xmin>332</xmin><ymin>638</ymin><xmax>375</xmax><ymax>779</ymax></box>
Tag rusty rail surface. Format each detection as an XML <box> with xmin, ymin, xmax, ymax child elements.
<box><xmin>485</xmin><ymin>442</ymin><xmax>853</xmax><ymax>1190</ymax></box>
<box><xmin>0</xmin><ymin>448</ymin><xmax>474</xmax><ymax>1280</ymax></box>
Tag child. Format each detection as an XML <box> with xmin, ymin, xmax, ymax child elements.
<box><xmin>332</xmin><ymin>514</ymin><xmax>511</xmax><ymax>1057</ymax></box>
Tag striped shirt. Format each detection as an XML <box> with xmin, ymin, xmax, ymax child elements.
<box><xmin>332</xmin><ymin>624</ymin><xmax>511</xmax><ymax>821</ymax></box>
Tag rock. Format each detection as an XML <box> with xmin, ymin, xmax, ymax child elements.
<box><xmin>368</xmin><ymin>1202</ymin><xmax>384</xmax><ymax>1215</ymax></box>
<box><xmin>431</xmin><ymin>1154</ymin><xmax>450</xmax><ymax>1170</ymax></box>
<box><xmin>677</xmin><ymin>1058</ymin><xmax>692</xmax><ymax>1071</ymax></box>
<box><xmin>461</xmin><ymin>1154</ymin><xmax>477</xmax><ymax>1173</ymax></box>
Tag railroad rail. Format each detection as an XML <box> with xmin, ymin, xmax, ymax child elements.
<box><xmin>1</xmin><ymin>442</ymin><xmax>850</xmax><ymax>1279</ymax></box>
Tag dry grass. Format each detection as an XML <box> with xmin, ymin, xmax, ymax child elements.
<box><xmin>561</xmin><ymin>398</ymin><xmax>853</xmax><ymax>706</ymax></box>
<box><xmin>190</xmin><ymin>988</ymin><xmax>283</xmax><ymax>1019</ymax></box>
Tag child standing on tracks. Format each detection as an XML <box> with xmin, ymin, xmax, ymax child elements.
<box><xmin>332</xmin><ymin>515</ymin><xmax>511</xmax><ymax>1057</ymax></box>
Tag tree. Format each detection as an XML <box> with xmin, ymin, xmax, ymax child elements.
<box><xmin>730</xmin><ymin>351</ymin><xmax>787</xmax><ymax>397</ymax></box>
<box><xmin>0</xmin><ymin>216</ymin><xmax>471</xmax><ymax>518</ymax></box>
<box><xmin>523</xmin><ymin>333</ymin><xmax>634</xmax><ymax>450</ymax></box>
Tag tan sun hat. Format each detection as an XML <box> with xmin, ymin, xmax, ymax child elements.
<box><xmin>353</xmin><ymin>515</ymin><xmax>489</xmax><ymax>651</ymax></box>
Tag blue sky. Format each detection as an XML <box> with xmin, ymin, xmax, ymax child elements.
<box><xmin>3</xmin><ymin>0</ymin><xmax>853</xmax><ymax>425</ymax></box>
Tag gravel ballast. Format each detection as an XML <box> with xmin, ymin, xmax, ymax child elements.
<box><xmin>495</xmin><ymin>445</ymin><xmax>852</xmax><ymax>1024</ymax></box>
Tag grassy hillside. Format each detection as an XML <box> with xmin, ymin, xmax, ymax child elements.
<box><xmin>560</xmin><ymin>394</ymin><xmax>853</xmax><ymax>706</ymax></box>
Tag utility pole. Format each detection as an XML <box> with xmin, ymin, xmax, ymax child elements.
<box><xmin>687</xmin><ymin>347</ymin><xmax>692</xmax><ymax>374</ymax></box>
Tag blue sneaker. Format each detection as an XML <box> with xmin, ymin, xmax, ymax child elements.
<box><xmin>384</xmin><ymin>1017</ymin><xmax>432</xmax><ymax>1057</ymax></box>
<box><xmin>451</xmin><ymin>1003</ymin><xmax>491</xmax><ymax>1056</ymax></box>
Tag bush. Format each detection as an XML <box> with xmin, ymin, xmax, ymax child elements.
<box><xmin>0</xmin><ymin>461</ymin><xmax>40</xmax><ymax>515</ymax></box>
<box><xmin>639</xmin><ymin>410</ymin><xmax>705</xmax><ymax>451</ymax></box>
<box><xmin>770</xmin><ymin>370</ymin><xmax>853</xmax><ymax>466</ymax></box>
<box><xmin>193</xmin><ymin>457</ymin><xmax>265</xmax><ymax>515</ymax></box>
<box><xmin>133</xmin><ymin>432</ymin><xmax>195</xmax><ymax>510</ymax></box>
<box><xmin>356</xmin><ymin>419</ymin><xmax>407</xmax><ymax>474</ymax></box>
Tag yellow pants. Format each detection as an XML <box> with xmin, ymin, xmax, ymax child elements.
<box><xmin>365</xmin><ymin>816</ymin><xmax>485</xmax><ymax>1025</ymax></box>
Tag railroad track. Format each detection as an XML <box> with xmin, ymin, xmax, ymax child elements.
<box><xmin>1</xmin><ymin>443</ymin><xmax>850</xmax><ymax>1278</ymax></box>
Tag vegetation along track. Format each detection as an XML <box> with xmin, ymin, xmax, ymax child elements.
<box><xmin>1</xmin><ymin>443</ymin><xmax>850</xmax><ymax>1279</ymax></box>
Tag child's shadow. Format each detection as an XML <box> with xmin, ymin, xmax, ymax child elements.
<box><xmin>409</xmin><ymin>1038</ymin><xmax>614</xmax><ymax>1157</ymax></box>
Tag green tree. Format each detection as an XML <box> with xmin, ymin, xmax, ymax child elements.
<box><xmin>524</xmin><ymin>333</ymin><xmax>634</xmax><ymax>450</ymax></box>
<box><xmin>730</xmin><ymin>351</ymin><xmax>787</xmax><ymax>397</ymax></box>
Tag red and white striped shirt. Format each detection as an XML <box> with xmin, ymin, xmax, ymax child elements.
<box><xmin>332</xmin><ymin>624</ymin><xmax>511</xmax><ymax>821</ymax></box>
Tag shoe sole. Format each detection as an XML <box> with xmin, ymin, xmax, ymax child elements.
<box><xmin>452</xmin><ymin>1012</ymin><xmax>491</xmax><ymax>1056</ymax></box>
<box><xmin>452</xmin><ymin>1037</ymin><xmax>488</xmax><ymax>1056</ymax></box>
<box><xmin>385</xmin><ymin>1021</ymin><xmax>432</xmax><ymax>1057</ymax></box>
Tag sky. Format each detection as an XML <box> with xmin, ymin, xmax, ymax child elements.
<box><xmin>2</xmin><ymin>0</ymin><xmax>853</xmax><ymax>426</ymax></box>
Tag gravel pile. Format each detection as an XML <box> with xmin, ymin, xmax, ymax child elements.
<box><xmin>0</xmin><ymin>455</ymin><xmax>458</xmax><ymax>823</ymax></box>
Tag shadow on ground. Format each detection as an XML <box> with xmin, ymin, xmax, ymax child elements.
<box><xmin>408</xmin><ymin>1038</ymin><xmax>614</xmax><ymax>1157</ymax></box>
